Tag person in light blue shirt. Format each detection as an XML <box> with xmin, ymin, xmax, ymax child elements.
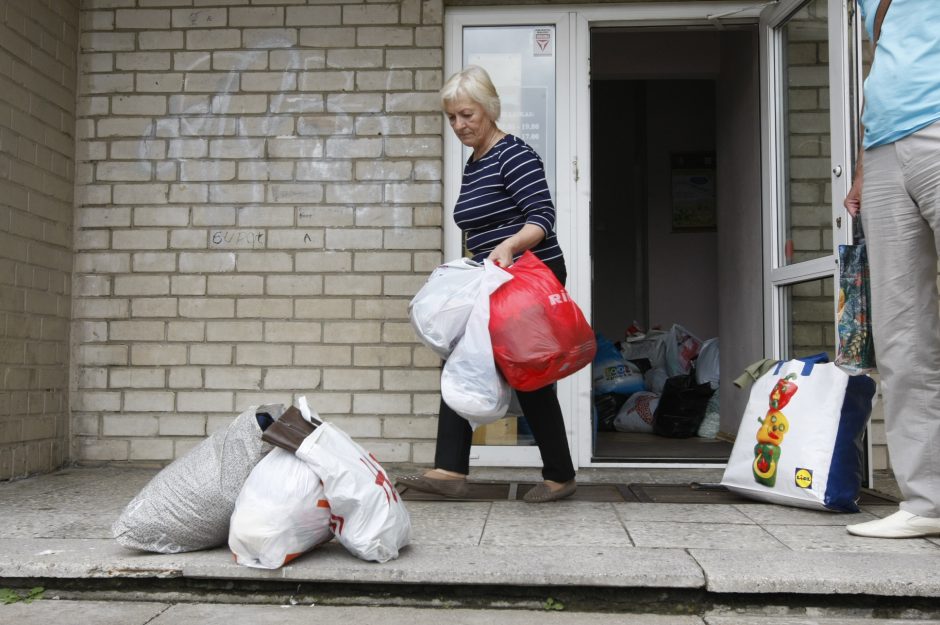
<box><xmin>844</xmin><ymin>0</ymin><xmax>940</xmax><ymax>538</ymax></box>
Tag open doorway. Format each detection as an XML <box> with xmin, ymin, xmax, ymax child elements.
<box><xmin>589</xmin><ymin>27</ymin><xmax>760</xmax><ymax>463</ymax></box>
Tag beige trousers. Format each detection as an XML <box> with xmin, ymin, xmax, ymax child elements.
<box><xmin>861</xmin><ymin>119</ymin><xmax>940</xmax><ymax>518</ymax></box>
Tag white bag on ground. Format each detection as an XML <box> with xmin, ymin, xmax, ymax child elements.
<box><xmin>613</xmin><ymin>391</ymin><xmax>660</xmax><ymax>433</ymax></box>
<box><xmin>409</xmin><ymin>258</ymin><xmax>482</xmax><ymax>359</ymax></box>
<box><xmin>296</xmin><ymin>422</ymin><xmax>411</xmax><ymax>563</ymax></box>
<box><xmin>695</xmin><ymin>337</ymin><xmax>720</xmax><ymax>390</ymax></box>
<box><xmin>112</xmin><ymin>405</ymin><xmax>278</xmax><ymax>553</ymax></box>
<box><xmin>665</xmin><ymin>324</ymin><xmax>703</xmax><ymax>377</ymax></box>
<box><xmin>228</xmin><ymin>447</ymin><xmax>333</xmax><ymax>569</ymax></box>
<box><xmin>440</xmin><ymin>260</ymin><xmax>513</xmax><ymax>428</ymax></box>
<box><xmin>721</xmin><ymin>355</ymin><xmax>876</xmax><ymax>512</ymax></box>
<box><xmin>621</xmin><ymin>330</ymin><xmax>668</xmax><ymax>370</ymax></box>
<box><xmin>697</xmin><ymin>388</ymin><xmax>721</xmax><ymax>439</ymax></box>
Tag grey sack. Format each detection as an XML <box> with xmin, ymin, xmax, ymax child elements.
<box><xmin>112</xmin><ymin>405</ymin><xmax>282</xmax><ymax>553</ymax></box>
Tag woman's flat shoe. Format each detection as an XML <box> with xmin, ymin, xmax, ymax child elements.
<box><xmin>397</xmin><ymin>474</ymin><xmax>469</xmax><ymax>498</ymax></box>
<box><xmin>523</xmin><ymin>480</ymin><xmax>577</xmax><ymax>503</ymax></box>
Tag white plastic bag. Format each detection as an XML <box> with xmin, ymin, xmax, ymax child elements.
<box><xmin>665</xmin><ymin>324</ymin><xmax>703</xmax><ymax>377</ymax></box>
<box><xmin>296</xmin><ymin>422</ymin><xmax>411</xmax><ymax>563</ymax></box>
<box><xmin>613</xmin><ymin>391</ymin><xmax>660</xmax><ymax>433</ymax></box>
<box><xmin>440</xmin><ymin>259</ymin><xmax>513</xmax><ymax>428</ymax></box>
<box><xmin>695</xmin><ymin>337</ymin><xmax>720</xmax><ymax>390</ymax></box>
<box><xmin>621</xmin><ymin>330</ymin><xmax>668</xmax><ymax>370</ymax></box>
<box><xmin>112</xmin><ymin>405</ymin><xmax>277</xmax><ymax>553</ymax></box>
<box><xmin>408</xmin><ymin>258</ymin><xmax>483</xmax><ymax>359</ymax></box>
<box><xmin>228</xmin><ymin>447</ymin><xmax>333</xmax><ymax>569</ymax></box>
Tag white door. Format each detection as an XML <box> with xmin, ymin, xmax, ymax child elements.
<box><xmin>760</xmin><ymin>0</ymin><xmax>856</xmax><ymax>361</ymax></box>
<box><xmin>443</xmin><ymin>9</ymin><xmax>581</xmax><ymax>468</ymax></box>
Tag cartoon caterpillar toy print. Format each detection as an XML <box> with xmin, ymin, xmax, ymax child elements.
<box><xmin>753</xmin><ymin>373</ymin><xmax>797</xmax><ymax>487</ymax></box>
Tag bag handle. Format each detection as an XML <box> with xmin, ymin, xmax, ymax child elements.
<box><xmin>872</xmin><ymin>0</ymin><xmax>892</xmax><ymax>45</ymax></box>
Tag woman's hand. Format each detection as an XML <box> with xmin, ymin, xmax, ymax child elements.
<box><xmin>486</xmin><ymin>224</ymin><xmax>546</xmax><ymax>268</ymax></box>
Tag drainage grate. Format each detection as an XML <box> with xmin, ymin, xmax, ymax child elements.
<box><xmin>396</xmin><ymin>481</ymin><xmax>899</xmax><ymax>505</ymax></box>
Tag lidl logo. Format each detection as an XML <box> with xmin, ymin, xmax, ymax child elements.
<box><xmin>795</xmin><ymin>468</ymin><xmax>813</xmax><ymax>489</ymax></box>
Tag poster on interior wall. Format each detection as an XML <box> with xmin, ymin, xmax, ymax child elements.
<box><xmin>670</xmin><ymin>152</ymin><xmax>716</xmax><ymax>232</ymax></box>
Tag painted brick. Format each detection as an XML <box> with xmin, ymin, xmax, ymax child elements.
<box><xmin>124</xmin><ymin>391</ymin><xmax>175</xmax><ymax>412</ymax></box>
<box><xmin>266</xmin><ymin>275</ymin><xmax>323</xmax><ymax>296</ymax></box>
<box><xmin>190</xmin><ymin>344</ymin><xmax>233</xmax><ymax>365</ymax></box>
<box><xmin>167</xmin><ymin>321</ymin><xmax>205</xmax><ymax>342</ymax></box>
<box><xmin>235</xmin><ymin>344</ymin><xmax>291</xmax><ymax>366</ymax></box>
<box><xmin>286</xmin><ymin>6</ymin><xmax>341</xmax><ymax>26</ymax></box>
<box><xmin>206</xmin><ymin>320</ymin><xmax>263</xmax><ymax>342</ymax></box>
<box><xmin>171</xmin><ymin>276</ymin><xmax>208</xmax><ymax>296</ymax></box>
<box><xmin>384</xmin><ymin>369</ymin><xmax>440</xmax><ymax>391</ymax></box>
<box><xmin>353</xmin><ymin>393</ymin><xmax>410</xmax><ymax>415</ymax></box>
<box><xmin>354</xmin><ymin>252</ymin><xmax>411</xmax><ymax>272</ymax></box>
<box><xmin>177</xmin><ymin>391</ymin><xmax>233</xmax><ymax>412</ymax></box>
<box><xmin>236</xmin><ymin>298</ymin><xmax>293</xmax><ymax>318</ymax></box>
<box><xmin>131</xmin><ymin>344</ymin><xmax>187</xmax><ymax>365</ymax></box>
<box><xmin>131</xmin><ymin>298</ymin><xmax>178</xmax><ymax>318</ymax></box>
<box><xmin>103</xmin><ymin>414</ymin><xmax>159</xmax><ymax>437</ymax></box>
<box><xmin>113</xmin><ymin>276</ymin><xmax>169</xmax><ymax>296</ymax></box>
<box><xmin>172</xmin><ymin>8</ymin><xmax>227</xmax><ymax>29</ymax></box>
<box><xmin>294</xmin><ymin>298</ymin><xmax>352</xmax><ymax>319</ymax></box>
<box><xmin>343</xmin><ymin>4</ymin><xmax>398</xmax><ymax>25</ymax></box>
<box><xmin>130</xmin><ymin>438</ymin><xmax>174</xmax><ymax>461</ymax></box>
<box><xmin>264</xmin><ymin>321</ymin><xmax>323</xmax><ymax>342</ymax></box>
<box><xmin>354</xmin><ymin>346</ymin><xmax>412</xmax><ymax>367</ymax></box>
<box><xmin>322</xmin><ymin>368</ymin><xmax>380</xmax><ymax>391</ymax></box>
<box><xmin>159</xmin><ymin>414</ymin><xmax>206</xmax><ymax>436</ymax></box>
<box><xmin>294</xmin><ymin>345</ymin><xmax>351</xmax><ymax>366</ymax></box>
<box><xmin>263</xmin><ymin>368</ymin><xmax>321</xmax><ymax>390</ymax></box>
<box><xmin>322</xmin><ymin>320</ymin><xmax>380</xmax><ymax>344</ymax></box>
<box><xmin>205</xmin><ymin>367</ymin><xmax>262</xmax><ymax>390</ymax></box>
<box><xmin>207</xmin><ymin>275</ymin><xmax>265</xmax><ymax>295</ymax></box>
<box><xmin>357</xmin><ymin>27</ymin><xmax>413</xmax><ymax>47</ymax></box>
<box><xmin>355</xmin><ymin>116</ymin><xmax>412</xmax><ymax>137</ymax></box>
<box><xmin>109</xmin><ymin>367</ymin><xmax>166</xmax><ymax>389</ymax></box>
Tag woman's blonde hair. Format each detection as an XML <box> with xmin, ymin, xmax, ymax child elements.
<box><xmin>440</xmin><ymin>65</ymin><xmax>501</xmax><ymax>121</ymax></box>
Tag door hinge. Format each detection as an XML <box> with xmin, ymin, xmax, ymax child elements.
<box><xmin>573</xmin><ymin>157</ymin><xmax>579</xmax><ymax>182</ymax></box>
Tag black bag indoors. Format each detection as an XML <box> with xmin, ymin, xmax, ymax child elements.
<box><xmin>653</xmin><ymin>372</ymin><xmax>714</xmax><ymax>438</ymax></box>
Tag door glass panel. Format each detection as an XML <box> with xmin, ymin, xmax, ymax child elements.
<box><xmin>463</xmin><ymin>26</ymin><xmax>555</xmax><ymax>448</ymax></box>
<box><xmin>782</xmin><ymin>276</ymin><xmax>835</xmax><ymax>358</ymax></box>
<box><xmin>463</xmin><ymin>26</ymin><xmax>557</xmax><ymax>198</ymax></box>
<box><xmin>779</xmin><ymin>0</ymin><xmax>833</xmax><ymax>267</ymax></box>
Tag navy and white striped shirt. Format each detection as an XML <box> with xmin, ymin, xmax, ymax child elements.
<box><xmin>454</xmin><ymin>134</ymin><xmax>563</xmax><ymax>264</ymax></box>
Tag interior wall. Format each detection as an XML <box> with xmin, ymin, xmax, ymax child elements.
<box><xmin>591</xmin><ymin>30</ymin><xmax>721</xmax><ymax>342</ymax></box>
<box><xmin>590</xmin><ymin>80</ymin><xmax>645</xmax><ymax>339</ymax></box>
<box><xmin>645</xmin><ymin>79</ymin><xmax>718</xmax><ymax>340</ymax></box>
<box><xmin>0</xmin><ymin>0</ymin><xmax>79</xmax><ymax>480</ymax></box>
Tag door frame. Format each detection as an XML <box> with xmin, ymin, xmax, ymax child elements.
<box><xmin>759</xmin><ymin>0</ymin><xmax>855</xmax><ymax>357</ymax></box>
<box><xmin>444</xmin><ymin>2</ymin><xmax>785</xmax><ymax>470</ymax></box>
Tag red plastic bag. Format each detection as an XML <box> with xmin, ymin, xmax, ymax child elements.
<box><xmin>488</xmin><ymin>251</ymin><xmax>596</xmax><ymax>391</ymax></box>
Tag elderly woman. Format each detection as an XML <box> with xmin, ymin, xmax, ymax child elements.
<box><xmin>398</xmin><ymin>65</ymin><xmax>576</xmax><ymax>503</ymax></box>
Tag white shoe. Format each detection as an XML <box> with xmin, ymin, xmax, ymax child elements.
<box><xmin>846</xmin><ymin>510</ymin><xmax>940</xmax><ymax>538</ymax></box>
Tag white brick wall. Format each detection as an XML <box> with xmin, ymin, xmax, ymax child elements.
<box><xmin>72</xmin><ymin>0</ymin><xmax>445</xmax><ymax>464</ymax></box>
<box><xmin>0</xmin><ymin>0</ymin><xmax>80</xmax><ymax>480</ymax></box>
<box><xmin>1</xmin><ymin>0</ymin><xmax>892</xmax><ymax>476</ymax></box>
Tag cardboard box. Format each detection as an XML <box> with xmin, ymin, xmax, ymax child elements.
<box><xmin>472</xmin><ymin>417</ymin><xmax>518</xmax><ymax>446</ymax></box>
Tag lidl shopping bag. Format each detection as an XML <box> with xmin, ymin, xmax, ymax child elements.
<box><xmin>489</xmin><ymin>251</ymin><xmax>596</xmax><ymax>391</ymax></box>
<box><xmin>409</xmin><ymin>258</ymin><xmax>483</xmax><ymax>359</ymax></box>
<box><xmin>721</xmin><ymin>354</ymin><xmax>876</xmax><ymax>512</ymax></box>
<box><xmin>296</xmin><ymin>422</ymin><xmax>411</xmax><ymax>563</ymax></box>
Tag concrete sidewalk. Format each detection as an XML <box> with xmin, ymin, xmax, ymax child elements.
<box><xmin>1</xmin><ymin>465</ymin><xmax>939</xmax><ymax>610</ymax></box>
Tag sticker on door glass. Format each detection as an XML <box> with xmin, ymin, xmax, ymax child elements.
<box><xmin>533</xmin><ymin>27</ymin><xmax>553</xmax><ymax>57</ymax></box>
